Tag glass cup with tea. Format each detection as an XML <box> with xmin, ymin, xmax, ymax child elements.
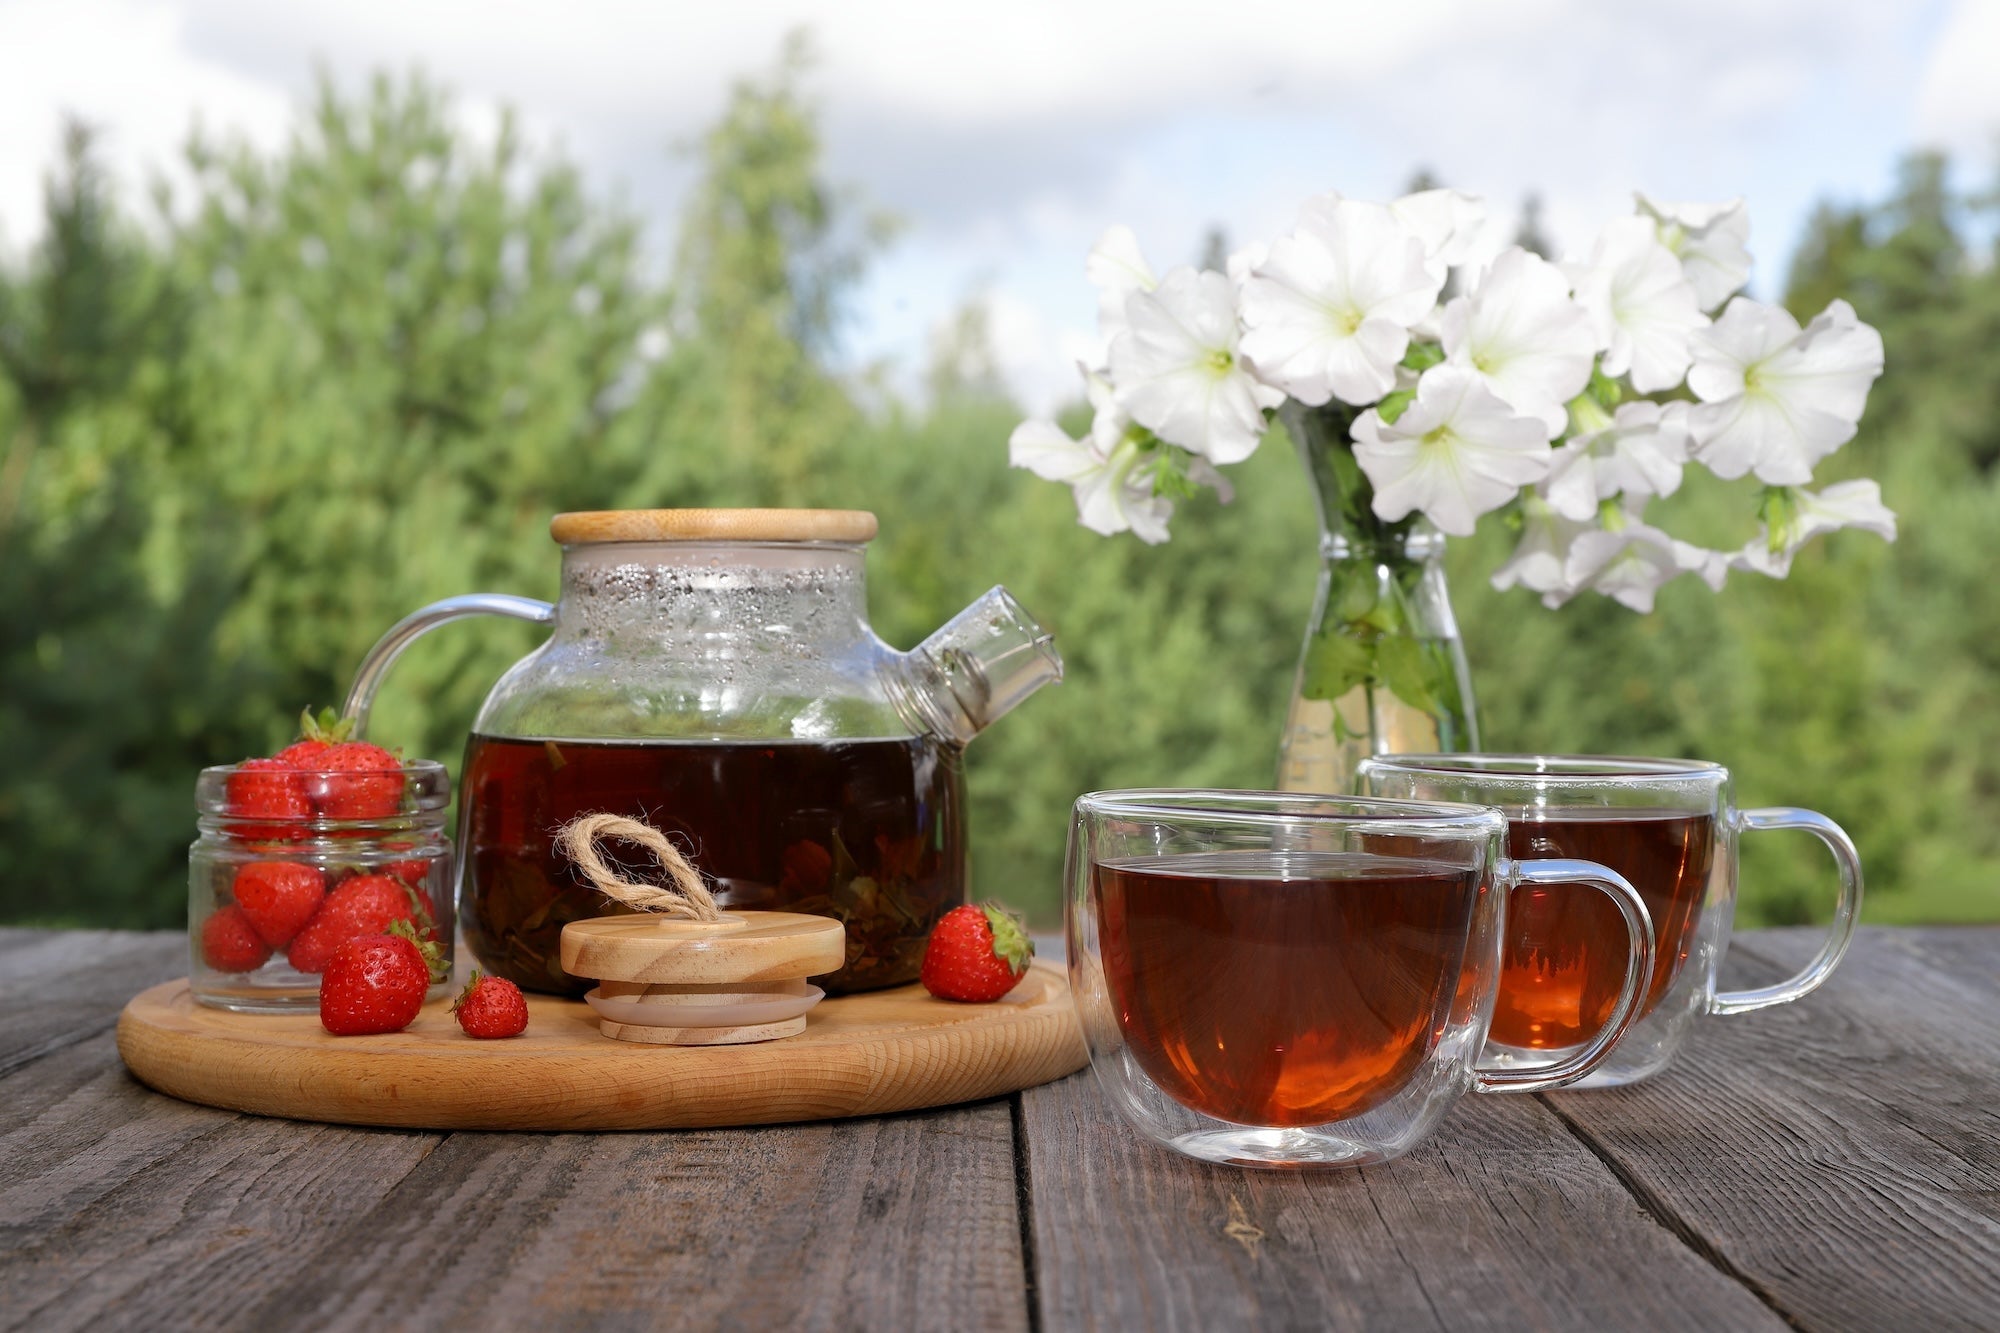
<box><xmin>1355</xmin><ymin>754</ymin><xmax>1863</xmax><ymax>1087</ymax></box>
<box><xmin>1065</xmin><ymin>790</ymin><xmax>1657</xmax><ymax>1169</ymax></box>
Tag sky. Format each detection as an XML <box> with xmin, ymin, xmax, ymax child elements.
<box><xmin>1</xmin><ymin>0</ymin><xmax>1996</xmax><ymax>413</ymax></box>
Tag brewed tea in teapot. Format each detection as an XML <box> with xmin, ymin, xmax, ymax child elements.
<box><xmin>340</xmin><ymin>509</ymin><xmax>1060</xmax><ymax>997</ymax></box>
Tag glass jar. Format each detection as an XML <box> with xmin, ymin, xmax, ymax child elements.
<box><xmin>337</xmin><ymin>509</ymin><xmax>1062</xmax><ymax>998</ymax></box>
<box><xmin>189</xmin><ymin>760</ymin><xmax>453</xmax><ymax>1012</ymax></box>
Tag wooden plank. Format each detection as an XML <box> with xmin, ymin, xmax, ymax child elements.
<box><xmin>1020</xmin><ymin>1068</ymin><xmax>1784</xmax><ymax>1331</ymax></box>
<box><xmin>0</xmin><ymin>1027</ymin><xmax>445</xmax><ymax>1332</ymax></box>
<box><xmin>228</xmin><ymin>1102</ymin><xmax>1028</xmax><ymax>1332</ymax></box>
<box><xmin>1547</xmin><ymin>926</ymin><xmax>2000</xmax><ymax>1333</ymax></box>
<box><xmin>0</xmin><ymin>930</ymin><xmax>183</xmax><ymax>1078</ymax></box>
<box><xmin>0</xmin><ymin>930</ymin><xmax>1031</xmax><ymax>1332</ymax></box>
<box><xmin>2</xmin><ymin>1035</ymin><xmax>1026</xmax><ymax>1330</ymax></box>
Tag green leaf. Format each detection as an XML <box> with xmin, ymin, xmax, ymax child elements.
<box><xmin>1377</xmin><ymin>633</ymin><xmax>1447</xmax><ymax>718</ymax></box>
<box><xmin>979</xmin><ymin>902</ymin><xmax>1033</xmax><ymax>971</ymax></box>
<box><xmin>1301</xmin><ymin>630</ymin><xmax>1375</xmax><ymax>703</ymax></box>
<box><xmin>1400</xmin><ymin>342</ymin><xmax>1445</xmax><ymax>372</ymax></box>
<box><xmin>1329</xmin><ymin>563</ymin><xmax>1380</xmax><ymax>626</ymax></box>
<box><xmin>1376</xmin><ymin>388</ymin><xmax>1416</xmax><ymax>425</ymax></box>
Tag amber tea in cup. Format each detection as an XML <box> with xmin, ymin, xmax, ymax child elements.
<box><xmin>1096</xmin><ymin>850</ymin><xmax>1482</xmax><ymax>1127</ymax></box>
<box><xmin>1358</xmin><ymin>755</ymin><xmax>1863</xmax><ymax>1087</ymax></box>
<box><xmin>1496</xmin><ymin>807</ymin><xmax>1715</xmax><ymax>1050</ymax></box>
<box><xmin>1067</xmin><ymin>791</ymin><xmax>1656</xmax><ymax>1168</ymax></box>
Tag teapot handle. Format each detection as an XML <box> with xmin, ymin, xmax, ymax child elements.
<box><xmin>340</xmin><ymin>594</ymin><xmax>556</xmax><ymax>737</ymax></box>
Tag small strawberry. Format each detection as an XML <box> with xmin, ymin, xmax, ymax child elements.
<box><xmin>452</xmin><ymin>971</ymin><xmax>528</xmax><ymax>1039</ymax></box>
<box><xmin>224</xmin><ymin>758</ymin><xmax>311</xmax><ymax>839</ymax></box>
<box><xmin>232</xmin><ymin>861</ymin><xmax>327</xmax><ymax>947</ymax></box>
<box><xmin>312</xmin><ymin>741</ymin><xmax>405</xmax><ymax>820</ymax></box>
<box><xmin>318</xmin><ymin>921</ymin><xmax>439</xmax><ymax>1035</ymax></box>
<box><xmin>287</xmin><ymin>872</ymin><xmax>428</xmax><ymax>974</ymax></box>
<box><xmin>920</xmin><ymin>903</ymin><xmax>1034</xmax><ymax>1003</ymax></box>
<box><xmin>379</xmin><ymin>842</ymin><xmax>432</xmax><ymax>889</ymax></box>
<box><xmin>274</xmin><ymin>706</ymin><xmax>353</xmax><ymax>770</ymax></box>
<box><xmin>200</xmin><ymin>906</ymin><xmax>273</xmax><ymax>973</ymax></box>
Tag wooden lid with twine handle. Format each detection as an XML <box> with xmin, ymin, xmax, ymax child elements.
<box><xmin>556</xmin><ymin>814</ymin><xmax>846</xmax><ymax>1045</ymax></box>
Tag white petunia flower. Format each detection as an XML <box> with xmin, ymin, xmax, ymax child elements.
<box><xmin>1733</xmin><ymin>479</ymin><xmax>1898</xmax><ymax>578</ymax></box>
<box><xmin>1009</xmin><ymin>372</ymin><xmax>1175</xmax><ymax>544</ymax></box>
<box><xmin>1674</xmin><ymin>540</ymin><xmax>1731</xmax><ymax>592</ymax></box>
<box><xmin>1086</xmin><ymin>225</ymin><xmax>1157</xmax><ymax>345</ymax></box>
<box><xmin>1109</xmin><ymin>266</ymin><xmax>1283</xmax><ymax>465</ymax></box>
<box><xmin>1558</xmin><ymin>515</ymin><xmax>1688</xmax><ymax>613</ymax></box>
<box><xmin>1390</xmin><ymin>187</ymin><xmax>1487</xmax><ymax>282</ymax></box>
<box><xmin>1240</xmin><ymin>198</ymin><xmax>1442</xmax><ymax>407</ymax></box>
<box><xmin>1225</xmin><ymin>241</ymin><xmax>1268</xmax><ymax>288</ymax></box>
<box><xmin>1441</xmin><ymin>247</ymin><xmax>1595</xmax><ymax>436</ymax></box>
<box><xmin>1492</xmin><ymin>491</ymin><xmax>1592</xmax><ymax>597</ymax></box>
<box><xmin>1350</xmin><ymin>365</ymin><xmax>1553</xmax><ymax>537</ymax></box>
<box><xmin>1072</xmin><ymin>443</ymin><xmax>1174</xmax><ymax>544</ymax></box>
<box><xmin>1544</xmin><ymin>401</ymin><xmax>1693</xmax><ymax>521</ymax></box>
<box><xmin>1567</xmin><ymin>216</ymin><xmax>1707</xmax><ymax>392</ymax></box>
<box><xmin>1007</xmin><ymin>421</ymin><xmax>1175</xmax><ymax>543</ymax></box>
<box><xmin>1687</xmin><ymin>297</ymin><xmax>1886</xmax><ymax>485</ymax></box>
<box><xmin>1008</xmin><ymin>417</ymin><xmax>1100</xmax><ymax>487</ymax></box>
<box><xmin>1637</xmin><ymin>194</ymin><xmax>1753</xmax><ymax>311</ymax></box>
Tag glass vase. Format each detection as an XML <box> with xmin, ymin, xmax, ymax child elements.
<box><xmin>1274</xmin><ymin>400</ymin><xmax>1480</xmax><ymax>795</ymax></box>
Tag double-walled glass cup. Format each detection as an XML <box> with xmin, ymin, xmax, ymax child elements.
<box><xmin>1356</xmin><ymin>755</ymin><xmax>1863</xmax><ymax>1087</ymax></box>
<box><xmin>1065</xmin><ymin>791</ymin><xmax>1656</xmax><ymax>1169</ymax></box>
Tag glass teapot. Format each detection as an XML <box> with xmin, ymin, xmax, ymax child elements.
<box><xmin>341</xmin><ymin>508</ymin><xmax>1062</xmax><ymax>997</ymax></box>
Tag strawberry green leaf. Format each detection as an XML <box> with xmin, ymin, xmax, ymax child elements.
<box><xmin>979</xmin><ymin>903</ymin><xmax>1033</xmax><ymax>972</ymax></box>
<box><xmin>388</xmin><ymin>917</ymin><xmax>447</xmax><ymax>984</ymax></box>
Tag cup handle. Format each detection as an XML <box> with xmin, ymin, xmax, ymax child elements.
<box><xmin>1475</xmin><ymin>859</ymin><xmax>1657</xmax><ymax>1094</ymax></box>
<box><xmin>340</xmin><ymin>594</ymin><xmax>557</xmax><ymax>736</ymax></box>
<box><xmin>1709</xmin><ymin>807</ymin><xmax>1864</xmax><ymax>1016</ymax></box>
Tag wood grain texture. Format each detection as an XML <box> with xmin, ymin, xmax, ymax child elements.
<box><xmin>3</xmin><ymin>1037</ymin><xmax>1024</xmax><ymax>1331</ymax></box>
<box><xmin>1547</xmin><ymin>926</ymin><xmax>2000</xmax><ymax>1333</ymax></box>
<box><xmin>0</xmin><ymin>1030</ymin><xmax>443</xmax><ymax>1333</ymax></box>
<box><xmin>0</xmin><ymin>929</ymin><xmax>183</xmax><ymax>1077</ymax></box>
<box><xmin>9</xmin><ymin>925</ymin><xmax>2000</xmax><ymax>1333</ymax></box>
<box><xmin>119</xmin><ymin>961</ymin><xmax>1087</xmax><ymax>1130</ymax></box>
<box><xmin>549</xmin><ymin>507</ymin><xmax>878</xmax><ymax>545</ymax></box>
<box><xmin>1020</xmin><ymin>1068</ymin><xmax>1784</xmax><ymax>1332</ymax></box>
<box><xmin>560</xmin><ymin>910</ymin><xmax>846</xmax><ymax>983</ymax></box>
<box><xmin>231</xmin><ymin>1103</ymin><xmax>1027</xmax><ymax>1332</ymax></box>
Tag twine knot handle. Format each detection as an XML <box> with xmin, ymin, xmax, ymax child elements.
<box><xmin>556</xmin><ymin>813</ymin><xmax>723</xmax><ymax>922</ymax></box>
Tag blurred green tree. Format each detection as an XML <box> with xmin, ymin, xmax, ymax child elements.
<box><xmin>0</xmin><ymin>50</ymin><xmax>1994</xmax><ymax>934</ymax></box>
<box><xmin>0</xmin><ymin>122</ymin><xmax>248</xmax><ymax>925</ymax></box>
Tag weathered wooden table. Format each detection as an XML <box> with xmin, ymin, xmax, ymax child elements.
<box><xmin>3</xmin><ymin>926</ymin><xmax>1995</xmax><ymax>1330</ymax></box>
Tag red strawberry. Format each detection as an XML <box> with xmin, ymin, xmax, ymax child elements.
<box><xmin>275</xmin><ymin>706</ymin><xmax>353</xmax><ymax>770</ymax></box>
<box><xmin>200</xmin><ymin>906</ymin><xmax>273</xmax><ymax>973</ymax></box>
<box><xmin>920</xmin><ymin>903</ymin><xmax>1033</xmax><ymax>1003</ymax></box>
<box><xmin>452</xmin><ymin>972</ymin><xmax>528</xmax><ymax>1039</ymax></box>
<box><xmin>313</xmin><ymin>741</ymin><xmax>405</xmax><ymax>820</ymax></box>
<box><xmin>274</xmin><ymin>738</ymin><xmax>332</xmax><ymax>768</ymax></box>
<box><xmin>225</xmin><ymin>758</ymin><xmax>310</xmax><ymax>839</ymax></box>
<box><xmin>318</xmin><ymin>923</ymin><xmax>438</xmax><ymax>1035</ymax></box>
<box><xmin>232</xmin><ymin>861</ymin><xmax>327</xmax><ymax>947</ymax></box>
<box><xmin>379</xmin><ymin>842</ymin><xmax>432</xmax><ymax>888</ymax></box>
<box><xmin>287</xmin><ymin>873</ymin><xmax>426</xmax><ymax>974</ymax></box>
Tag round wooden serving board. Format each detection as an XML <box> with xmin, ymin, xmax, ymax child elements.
<box><xmin>117</xmin><ymin>962</ymin><xmax>1086</xmax><ymax>1131</ymax></box>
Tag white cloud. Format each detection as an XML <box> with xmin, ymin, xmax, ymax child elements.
<box><xmin>0</xmin><ymin>0</ymin><xmax>1964</xmax><ymax>411</ymax></box>
<box><xmin>0</xmin><ymin>0</ymin><xmax>289</xmax><ymax>257</ymax></box>
<box><xmin>1915</xmin><ymin>0</ymin><xmax>2000</xmax><ymax>159</ymax></box>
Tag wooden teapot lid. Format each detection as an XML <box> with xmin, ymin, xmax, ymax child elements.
<box><xmin>550</xmin><ymin>509</ymin><xmax>878</xmax><ymax>545</ymax></box>
<box><xmin>559</xmin><ymin>912</ymin><xmax>846</xmax><ymax>987</ymax></box>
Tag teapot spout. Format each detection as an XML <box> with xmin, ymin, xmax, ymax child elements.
<box><xmin>888</xmin><ymin>587</ymin><xmax>1062</xmax><ymax>746</ymax></box>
